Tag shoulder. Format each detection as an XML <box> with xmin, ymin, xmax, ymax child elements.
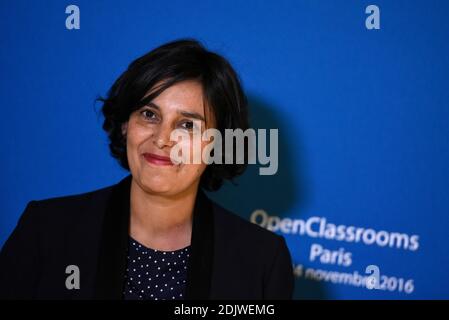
<box><xmin>208</xmin><ymin>198</ymin><xmax>294</xmax><ymax>299</ymax></box>
<box><xmin>20</xmin><ymin>180</ymin><xmax>117</xmax><ymax>229</ymax></box>
<box><xmin>210</xmin><ymin>199</ymin><xmax>287</xmax><ymax>253</ymax></box>
<box><xmin>31</xmin><ymin>183</ymin><xmax>114</xmax><ymax>212</ymax></box>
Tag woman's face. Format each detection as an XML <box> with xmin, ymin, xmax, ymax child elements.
<box><xmin>124</xmin><ymin>80</ymin><xmax>215</xmax><ymax>197</ymax></box>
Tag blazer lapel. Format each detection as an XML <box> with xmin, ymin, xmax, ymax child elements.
<box><xmin>94</xmin><ymin>175</ymin><xmax>215</xmax><ymax>300</ymax></box>
<box><xmin>94</xmin><ymin>175</ymin><xmax>131</xmax><ymax>299</ymax></box>
<box><xmin>184</xmin><ymin>188</ymin><xmax>215</xmax><ymax>300</ymax></box>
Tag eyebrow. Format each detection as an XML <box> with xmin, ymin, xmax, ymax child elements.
<box><xmin>146</xmin><ymin>102</ymin><xmax>205</xmax><ymax>122</ymax></box>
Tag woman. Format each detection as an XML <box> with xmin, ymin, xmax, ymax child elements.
<box><xmin>0</xmin><ymin>39</ymin><xmax>294</xmax><ymax>300</ymax></box>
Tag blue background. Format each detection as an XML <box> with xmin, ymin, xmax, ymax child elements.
<box><xmin>1</xmin><ymin>0</ymin><xmax>448</xmax><ymax>299</ymax></box>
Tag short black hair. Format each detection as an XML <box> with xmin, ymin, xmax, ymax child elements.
<box><xmin>98</xmin><ymin>39</ymin><xmax>249</xmax><ymax>191</ymax></box>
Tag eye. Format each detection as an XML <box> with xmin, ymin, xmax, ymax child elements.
<box><xmin>180</xmin><ymin>120</ymin><xmax>197</xmax><ymax>131</ymax></box>
<box><xmin>140</xmin><ymin>109</ymin><xmax>157</xmax><ymax>121</ymax></box>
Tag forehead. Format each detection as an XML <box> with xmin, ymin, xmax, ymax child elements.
<box><xmin>151</xmin><ymin>80</ymin><xmax>204</xmax><ymax>113</ymax></box>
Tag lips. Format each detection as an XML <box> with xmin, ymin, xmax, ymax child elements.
<box><xmin>142</xmin><ymin>152</ymin><xmax>174</xmax><ymax>166</ymax></box>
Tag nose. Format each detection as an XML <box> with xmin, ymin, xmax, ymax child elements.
<box><xmin>153</xmin><ymin>121</ymin><xmax>174</xmax><ymax>149</ymax></box>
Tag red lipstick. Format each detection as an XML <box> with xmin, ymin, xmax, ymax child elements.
<box><xmin>142</xmin><ymin>153</ymin><xmax>174</xmax><ymax>166</ymax></box>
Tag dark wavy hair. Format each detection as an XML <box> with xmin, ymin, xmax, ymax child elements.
<box><xmin>98</xmin><ymin>39</ymin><xmax>249</xmax><ymax>191</ymax></box>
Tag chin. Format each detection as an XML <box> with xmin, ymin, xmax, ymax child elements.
<box><xmin>141</xmin><ymin>175</ymin><xmax>174</xmax><ymax>194</ymax></box>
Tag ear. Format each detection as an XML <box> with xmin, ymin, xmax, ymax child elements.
<box><xmin>121</xmin><ymin>122</ymin><xmax>128</xmax><ymax>136</ymax></box>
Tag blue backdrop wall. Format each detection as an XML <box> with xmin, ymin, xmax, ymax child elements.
<box><xmin>1</xmin><ymin>0</ymin><xmax>448</xmax><ymax>299</ymax></box>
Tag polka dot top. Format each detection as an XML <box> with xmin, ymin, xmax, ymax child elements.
<box><xmin>122</xmin><ymin>237</ymin><xmax>190</xmax><ymax>300</ymax></box>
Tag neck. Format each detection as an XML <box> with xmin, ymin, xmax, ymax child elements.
<box><xmin>129</xmin><ymin>178</ymin><xmax>199</xmax><ymax>251</ymax></box>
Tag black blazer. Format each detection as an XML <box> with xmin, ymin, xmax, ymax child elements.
<box><xmin>0</xmin><ymin>175</ymin><xmax>294</xmax><ymax>300</ymax></box>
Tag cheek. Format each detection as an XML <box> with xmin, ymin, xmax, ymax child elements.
<box><xmin>175</xmin><ymin>142</ymin><xmax>209</xmax><ymax>177</ymax></box>
<box><xmin>127</xmin><ymin>123</ymin><xmax>154</xmax><ymax>150</ymax></box>
<box><xmin>126</xmin><ymin>123</ymin><xmax>155</xmax><ymax>168</ymax></box>
<box><xmin>173</xmin><ymin>136</ymin><xmax>213</xmax><ymax>165</ymax></box>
